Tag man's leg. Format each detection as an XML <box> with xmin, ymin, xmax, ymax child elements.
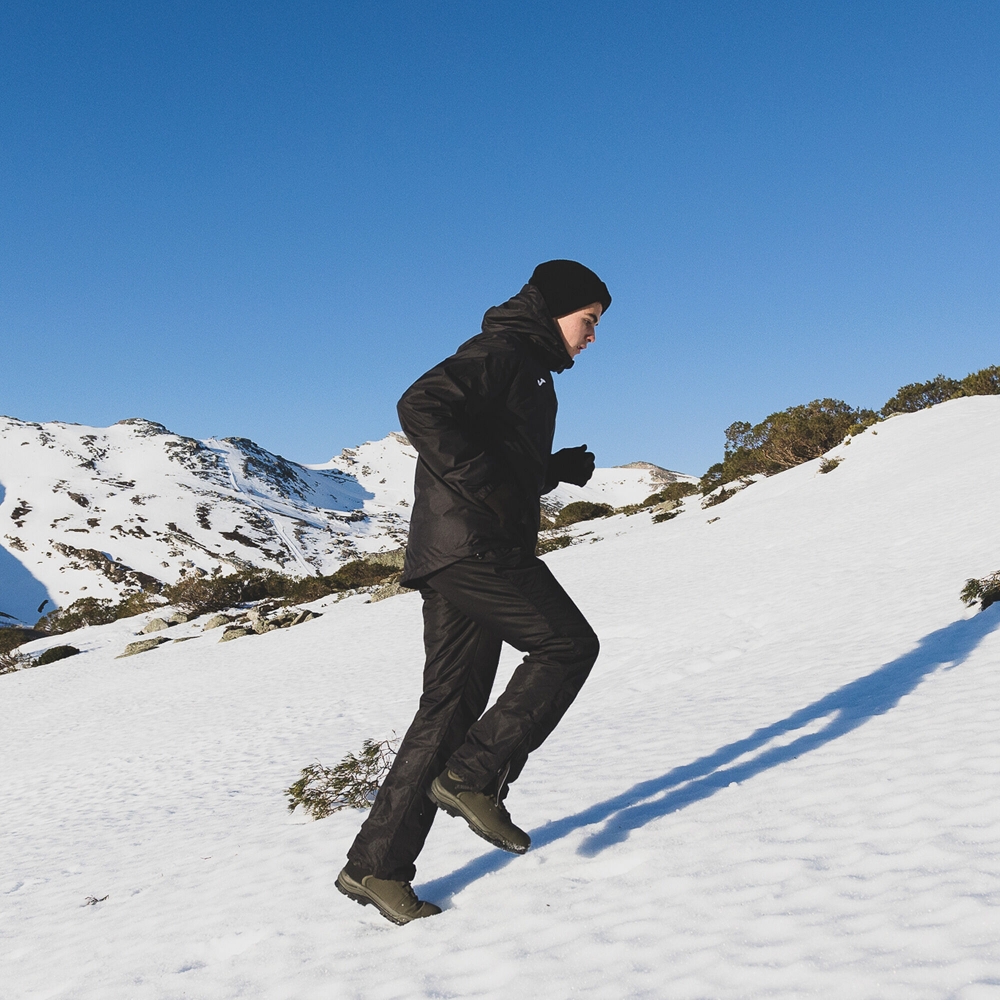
<box><xmin>427</xmin><ymin>551</ymin><xmax>600</xmax><ymax>795</ymax></box>
<box><xmin>346</xmin><ymin>587</ymin><xmax>502</xmax><ymax>881</ymax></box>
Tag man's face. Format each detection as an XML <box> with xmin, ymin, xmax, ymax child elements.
<box><xmin>555</xmin><ymin>302</ymin><xmax>603</xmax><ymax>359</ymax></box>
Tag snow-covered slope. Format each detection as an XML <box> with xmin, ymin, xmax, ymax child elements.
<box><xmin>0</xmin><ymin>416</ymin><xmax>687</xmax><ymax>623</ymax></box>
<box><xmin>3</xmin><ymin>396</ymin><xmax>999</xmax><ymax>999</ymax></box>
<box><xmin>0</xmin><ymin>418</ymin><xmax>417</xmax><ymax>622</ymax></box>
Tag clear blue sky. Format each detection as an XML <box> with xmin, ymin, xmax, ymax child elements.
<box><xmin>2</xmin><ymin>1</ymin><xmax>998</xmax><ymax>475</ymax></box>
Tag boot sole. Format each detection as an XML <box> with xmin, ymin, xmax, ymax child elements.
<box><xmin>428</xmin><ymin>778</ymin><xmax>530</xmax><ymax>855</ymax></box>
<box><xmin>335</xmin><ymin>872</ymin><xmax>412</xmax><ymax>926</ymax></box>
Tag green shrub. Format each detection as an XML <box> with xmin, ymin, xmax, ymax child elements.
<box><xmin>697</xmin><ymin>363</ymin><xmax>998</xmax><ymax>508</ymax></box>
<box><xmin>960</xmin><ymin>572</ymin><xmax>1000</xmax><ymax>612</ymax></box>
<box><xmin>640</xmin><ymin>482</ymin><xmax>698</xmax><ymax>507</ymax></box>
<box><xmin>881</xmin><ymin>374</ymin><xmax>962</xmax><ymax>415</ymax></box>
<box><xmin>652</xmin><ymin>509</ymin><xmax>681</xmax><ymax>523</ymax></box>
<box><xmin>35</xmin><ymin>645</ymin><xmax>80</xmax><ymax>666</ymax></box>
<box><xmin>161</xmin><ymin>569</ymin><xmax>273</xmax><ymax>615</ymax></box>
<box><xmin>325</xmin><ymin>558</ymin><xmax>399</xmax><ymax>591</ymax></box>
<box><xmin>37</xmin><ymin>597</ymin><xmax>118</xmax><ymax>631</ymax></box>
<box><xmin>536</xmin><ymin>534</ymin><xmax>573</xmax><ymax>555</ymax></box>
<box><xmin>554</xmin><ymin>501</ymin><xmax>614</xmax><ymax>527</ymax></box>
<box><xmin>881</xmin><ymin>365</ymin><xmax>1000</xmax><ymax>416</ymax></box>
<box><xmin>958</xmin><ymin>364</ymin><xmax>1000</xmax><ymax>397</ymax></box>
<box><xmin>819</xmin><ymin>457</ymin><xmax>842</xmax><ymax>474</ymax></box>
<box><xmin>286</xmin><ymin>737</ymin><xmax>399</xmax><ymax>819</ymax></box>
<box><xmin>0</xmin><ymin>648</ymin><xmax>33</xmax><ymax>675</ymax></box>
<box><xmin>702</xmin><ymin>485</ymin><xmax>741</xmax><ymax>508</ymax></box>
<box><xmin>161</xmin><ymin>551</ymin><xmax>405</xmax><ymax>616</ymax></box>
<box><xmin>36</xmin><ymin>591</ymin><xmax>165</xmax><ymax>634</ymax></box>
<box><xmin>700</xmin><ymin>399</ymin><xmax>876</xmax><ymax>496</ymax></box>
<box><xmin>0</xmin><ymin>627</ymin><xmax>46</xmax><ymax>655</ymax></box>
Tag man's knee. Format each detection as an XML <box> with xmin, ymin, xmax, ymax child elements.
<box><xmin>541</xmin><ymin>628</ymin><xmax>599</xmax><ymax>675</ymax></box>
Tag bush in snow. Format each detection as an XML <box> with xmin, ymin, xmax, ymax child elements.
<box><xmin>961</xmin><ymin>572</ymin><xmax>1000</xmax><ymax>612</ymax></box>
<box><xmin>162</xmin><ymin>569</ymin><xmax>276</xmax><ymax>616</ymax></box>
<box><xmin>163</xmin><ymin>551</ymin><xmax>405</xmax><ymax>616</ymax></box>
<box><xmin>286</xmin><ymin>737</ymin><xmax>399</xmax><ymax>819</ymax></box>
<box><xmin>0</xmin><ymin>648</ymin><xmax>34</xmax><ymax>675</ymax></box>
<box><xmin>881</xmin><ymin>374</ymin><xmax>963</xmax><ymax>415</ymax></box>
<box><xmin>696</xmin><ymin>363</ymin><xmax>1000</xmax><ymax>508</ymax></box>
<box><xmin>0</xmin><ymin>627</ymin><xmax>45</xmax><ymax>656</ymax></box>
<box><xmin>699</xmin><ymin>399</ymin><xmax>877</xmax><ymax>497</ymax></box>
<box><xmin>536</xmin><ymin>534</ymin><xmax>572</xmax><ymax>555</ymax></box>
<box><xmin>36</xmin><ymin>592</ymin><xmax>163</xmax><ymax>634</ymax></box>
<box><xmin>643</xmin><ymin>482</ymin><xmax>699</xmax><ymax>506</ymax></box>
<box><xmin>881</xmin><ymin>365</ymin><xmax>1000</xmax><ymax>416</ymax></box>
<box><xmin>35</xmin><ymin>645</ymin><xmax>80</xmax><ymax>666</ymax></box>
<box><xmin>959</xmin><ymin>364</ymin><xmax>1000</xmax><ymax>397</ymax></box>
<box><xmin>554</xmin><ymin>501</ymin><xmax>615</xmax><ymax>527</ymax></box>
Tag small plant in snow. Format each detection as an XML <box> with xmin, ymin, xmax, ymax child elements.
<box><xmin>286</xmin><ymin>736</ymin><xmax>399</xmax><ymax>819</ymax></box>
<box><xmin>536</xmin><ymin>534</ymin><xmax>572</xmax><ymax>555</ymax></box>
<box><xmin>0</xmin><ymin>648</ymin><xmax>34</xmax><ymax>675</ymax></box>
<box><xmin>819</xmin><ymin>457</ymin><xmax>842</xmax><ymax>474</ymax></box>
<box><xmin>960</xmin><ymin>572</ymin><xmax>1000</xmax><ymax>612</ymax></box>
<box><xmin>702</xmin><ymin>485</ymin><xmax>742</xmax><ymax>509</ymax></box>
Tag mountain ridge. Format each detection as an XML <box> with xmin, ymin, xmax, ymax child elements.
<box><xmin>0</xmin><ymin>415</ymin><xmax>691</xmax><ymax>623</ymax></box>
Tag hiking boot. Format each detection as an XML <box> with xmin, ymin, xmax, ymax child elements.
<box><xmin>428</xmin><ymin>770</ymin><xmax>531</xmax><ymax>854</ymax></box>
<box><xmin>336</xmin><ymin>865</ymin><xmax>441</xmax><ymax>925</ymax></box>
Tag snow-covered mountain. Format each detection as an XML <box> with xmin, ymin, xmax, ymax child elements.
<box><xmin>3</xmin><ymin>396</ymin><xmax>999</xmax><ymax>999</ymax></box>
<box><xmin>0</xmin><ymin>415</ymin><xmax>691</xmax><ymax>624</ymax></box>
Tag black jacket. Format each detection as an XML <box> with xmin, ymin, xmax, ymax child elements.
<box><xmin>398</xmin><ymin>285</ymin><xmax>572</xmax><ymax>586</ymax></box>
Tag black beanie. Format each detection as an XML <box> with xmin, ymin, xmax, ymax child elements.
<box><xmin>528</xmin><ymin>260</ymin><xmax>612</xmax><ymax>319</ymax></box>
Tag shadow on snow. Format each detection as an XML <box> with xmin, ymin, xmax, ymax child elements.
<box><xmin>417</xmin><ymin>606</ymin><xmax>1000</xmax><ymax>904</ymax></box>
<box><xmin>0</xmin><ymin>483</ymin><xmax>54</xmax><ymax>625</ymax></box>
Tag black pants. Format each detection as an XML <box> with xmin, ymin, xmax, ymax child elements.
<box><xmin>346</xmin><ymin>549</ymin><xmax>599</xmax><ymax>881</ymax></box>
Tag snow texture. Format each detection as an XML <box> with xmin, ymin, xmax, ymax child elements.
<box><xmin>2</xmin><ymin>396</ymin><xmax>1000</xmax><ymax>999</ymax></box>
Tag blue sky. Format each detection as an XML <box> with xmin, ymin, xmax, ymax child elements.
<box><xmin>2</xmin><ymin>1</ymin><xmax>998</xmax><ymax>475</ymax></box>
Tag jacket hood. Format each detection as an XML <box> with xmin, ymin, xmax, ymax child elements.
<box><xmin>481</xmin><ymin>284</ymin><xmax>573</xmax><ymax>373</ymax></box>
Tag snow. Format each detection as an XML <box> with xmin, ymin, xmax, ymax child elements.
<box><xmin>0</xmin><ymin>420</ymin><xmax>681</xmax><ymax>622</ymax></box>
<box><xmin>2</xmin><ymin>395</ymin><xmax>1000</xmax><ymax>998</ymax></box>
<box><xmin>544</xmin><ymin>462</ymin><xmax>695</xmax><ymax>511</ymax></box>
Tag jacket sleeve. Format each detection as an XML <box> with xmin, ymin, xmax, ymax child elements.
<box><xmin>397</xmin><ymin>343</ymin><xmax>517</xmax><ymax>504</ymax></box>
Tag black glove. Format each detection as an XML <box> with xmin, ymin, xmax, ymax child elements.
<box><xmin>548</xmin><ymin>445</ymin><xmax>595</xmax><ymax>487</ymax></box>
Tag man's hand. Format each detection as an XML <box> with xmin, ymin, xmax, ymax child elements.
<box><xmin>549</xmin><ymin>445</ymin><xmax>595</xmax><ymax>487</ymax></box>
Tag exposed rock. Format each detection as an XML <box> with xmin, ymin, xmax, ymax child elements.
<box><xmin>366</xmin><ymin>548</ymin><xmax>406</xmax><ymax>570</ymax></box>
<box><xmin>51</xmin><ymin>542</ymin><xmax>162</xmax><ymax>592</ymax></box>
<box><xmin>202</xmin><ymin>614</ymin><xmax>231</xmax><ymax>630</ymax></box>
<box><xmin>140</xmin><ymin>618</ymin><xmax>171</xmax><ymax>634</ymax></box>
<box><xmin>369</xmin><ymin>580</ymin><xmax>415</xmax><ymax>603</ymax></box>
<box><xmin>117</xmin><ymin>637</ymin><xmax>169</xmax><ymax>658</ymax></box>
<box><xmin>219</xmin><ymin>627</ymin><xmax>250</xmax><ymax>642</ymax></box>
<box><xmin>168</xmin><ymin>611</ymin><xmax>189</xmax><ymax>624</ymax></box>
<box><xmin>246</xmin><ymin>608</ymin><xmax>272</xmax><ymax>634</ymax></box>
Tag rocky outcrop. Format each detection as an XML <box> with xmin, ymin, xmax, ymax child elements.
<box><xmin>117</xmin><ymin>637</ymin><xmax>170</xmax><ymax>658</ymax></box>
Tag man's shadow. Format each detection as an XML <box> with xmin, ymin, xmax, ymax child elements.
<box><xmin>417</xmin><ymin>606</ymin><xmax>1000</xmax><ymax>903</ymax></box>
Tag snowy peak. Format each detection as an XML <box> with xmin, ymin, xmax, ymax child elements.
<box><xmin>0</xmin><ymin>417</ymin><xmax>416</xmax><ymax>622</ymax></box>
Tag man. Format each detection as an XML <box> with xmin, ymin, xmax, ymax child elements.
<box><xmin>337</xmin><ymin>260</ymin><xmax>611</xmax><ymax>925</ymax></box>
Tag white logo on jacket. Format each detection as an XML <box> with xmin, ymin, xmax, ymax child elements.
<box><xmin>537</xmin><ymin>378</ymin><xmax>546</xmax><ymax>386</ymax></box>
